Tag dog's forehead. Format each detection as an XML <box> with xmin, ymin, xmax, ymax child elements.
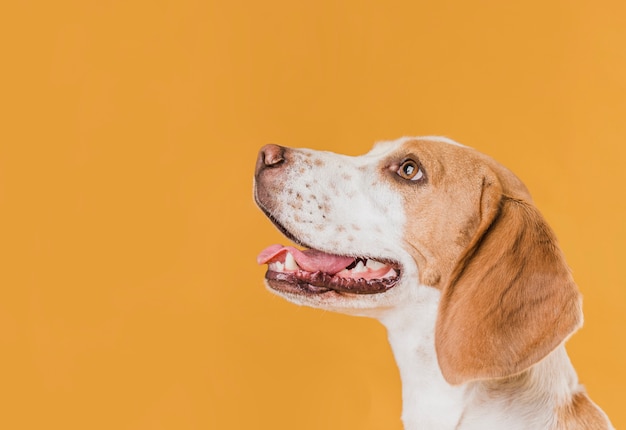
<box><xmin>365</xmin><ymin>136</ymin><xmax>466</xmax><ymax>159</ymax></box>
<box><xmin>365</xmin><ymin>139</ymin><xmax>407</xmax><ymax>157</ymax></box>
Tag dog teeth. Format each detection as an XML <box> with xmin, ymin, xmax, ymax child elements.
<box><xmin>336</xmin><ymin>268</ymin><xmax>350</xmax><ymax>277</ymax></box>
<box><xmin>284</xmin><ymin>252</ymin><xmax>299</xmax><ymax>271</ymax></box>
<box><xmin>381</xmin><ymin>268</ymin><xmax>397</xmax><ymax>278</ymax></box>
<box><xmin>269</xmin><ymin>254</ymin><xmax>396</xmax><ymax>279</ymax></box>
<box><xmin>365</xmin><ymin>259</ymin><xmax>386</xmax><ymax>270</ymax></box>
<box><xmin>271</xmin><ymin>261</ymin><xmax>285</xmax><ymax>272</ymax></box>
<box><xmin>268</xmin><ymin>252</ymin><xmax>299</xmax><ymax>273</ymax></box>
<box><xmin>352</xmin><ymin>261</ymin><xmax>367</xmax><ymax>273</ymax></box>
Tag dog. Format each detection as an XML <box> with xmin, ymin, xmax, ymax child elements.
<box><xmin>253</xmin><ymin>136</ymin><xmax>613</xmax><ymax>429</ymax></box>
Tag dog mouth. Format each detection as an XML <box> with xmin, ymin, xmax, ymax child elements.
<box><xmin>257</xmin><ymin>244</ymin><xmax>401</xmax><ymax>295</ymax></box>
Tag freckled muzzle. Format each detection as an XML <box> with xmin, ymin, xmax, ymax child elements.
<box><xmin>254</xmin><ymin>145</ymin><xmax>402</xmax><ymax>296</ymax></box>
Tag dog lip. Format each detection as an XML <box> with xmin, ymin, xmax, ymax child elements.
<box><xmin>265</xmin><ymin>269</ymin><xmax>400</xmax><ymax>295</ymax></box>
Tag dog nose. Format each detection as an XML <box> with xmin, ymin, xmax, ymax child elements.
<box><xmin>261</xmin><ymin>144</ymin><xmax>285</xmax><ymax>167</ymax></box>
<box><xmin>256</xmin><ymin>144</ymin><xmax>286</xmax><ymax>174</ymax></box>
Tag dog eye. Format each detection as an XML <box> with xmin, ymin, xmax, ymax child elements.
<box><xmin>397</xmin><ymin>160</ymin><xmax>424</xmax><ymax>181</ymax></box>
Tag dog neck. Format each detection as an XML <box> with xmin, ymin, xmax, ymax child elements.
<box><xmin>378</xmin><ymin>286</ymin><xmax>581</xmax><ymax>430</ymax></box>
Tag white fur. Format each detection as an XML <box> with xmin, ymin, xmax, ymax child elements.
<box><xmin>380</xmin><ymin>286</ymin><xmax>582</xmax><ymax>429</ymax></box>
<box><xmin>256</xmin><ymin>137</ymin><xmax>613</xmax><ymax>429</ymax></box>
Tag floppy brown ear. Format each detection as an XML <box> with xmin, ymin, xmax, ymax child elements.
<box><xmin>435</xmin><ymin>172</ymin><xmax>583</xmax><ymax>385</ymax></box>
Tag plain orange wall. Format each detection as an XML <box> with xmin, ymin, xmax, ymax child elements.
<box><xmin>1</xmin><ymin>1</ymin><xmax>625</xmax><ymax>429</ymax></box>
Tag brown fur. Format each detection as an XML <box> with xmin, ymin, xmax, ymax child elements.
<box><xmin>390</xmin><ymin>139</ymin><xmax>583</xmax><ymax>384</ymax></box>
<box><xmin>389</xmin><ymin>140</ymin><xmax>501</xmax><ymax>287</ymax></box>
<box><xmin>436</xmin><ymin>193</ymin><xmax>582</xmax><ymax>384</ymax></box>
<box><xmin>557</xmin><ymin>392</ymin><xmax>612</xmax><ymax>430</ymax></box>
<box><xmin>256</xmin><ymin>138</ymin><xmax>612</xmax><ymax>428</ymax></box>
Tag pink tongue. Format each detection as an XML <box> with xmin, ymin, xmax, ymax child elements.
<box><xmin>257</xmin><ymin>244</ymin><xmax>355</xmax><ymax>275</ymax></box>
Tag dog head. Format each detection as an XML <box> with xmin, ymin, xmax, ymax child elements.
<box><xmin>254</xmin><ymin>136</ymin><xmax>582</xmax><ymax>384</ymax></box>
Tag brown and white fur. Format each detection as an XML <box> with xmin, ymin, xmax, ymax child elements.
<box><xmin>253</xmin><ymin>136</ymin><xmax>613</xmax><ymax>429</ymax></box>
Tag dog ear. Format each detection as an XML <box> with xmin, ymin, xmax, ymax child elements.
<box><xmin>434</xmin><ymin>171</ymin><xmax>583</xmax><ymax>385</ymax></box>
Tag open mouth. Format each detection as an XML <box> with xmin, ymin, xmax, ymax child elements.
<box><xmin>257</xmin><ymin>244</ymin><xmax>401</xmax><ymax>295</ymax></box>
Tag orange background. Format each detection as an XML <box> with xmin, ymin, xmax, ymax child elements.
<box><xmin>1</xmin><ymin>1</ymin><xmax>625</xmax><ymax>429</ymax></box>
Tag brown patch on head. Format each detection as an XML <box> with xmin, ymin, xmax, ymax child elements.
<box><xmin>557</xmin><ymin>392</ymin><xmax>612</xmax><ymax>429</ymax></box>
<box><xmin>386</xmin><ymin>138</ymin><xmax>583</xmax><ymax>384</ymax></box>
<box><xmin>386</xmin><ymin>138</ymin><xmax>523</xmax><ymax>287</ymax></box>
<box><xmin>455</xmin><ymin>214</ymin><xmax>480</xmax><ymax>247</ymax></box>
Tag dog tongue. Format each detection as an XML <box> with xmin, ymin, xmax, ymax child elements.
<box><xmin>257</xmin><ymin>244</ymin><xmax>355</xmax><ymax>275</ymax></box>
